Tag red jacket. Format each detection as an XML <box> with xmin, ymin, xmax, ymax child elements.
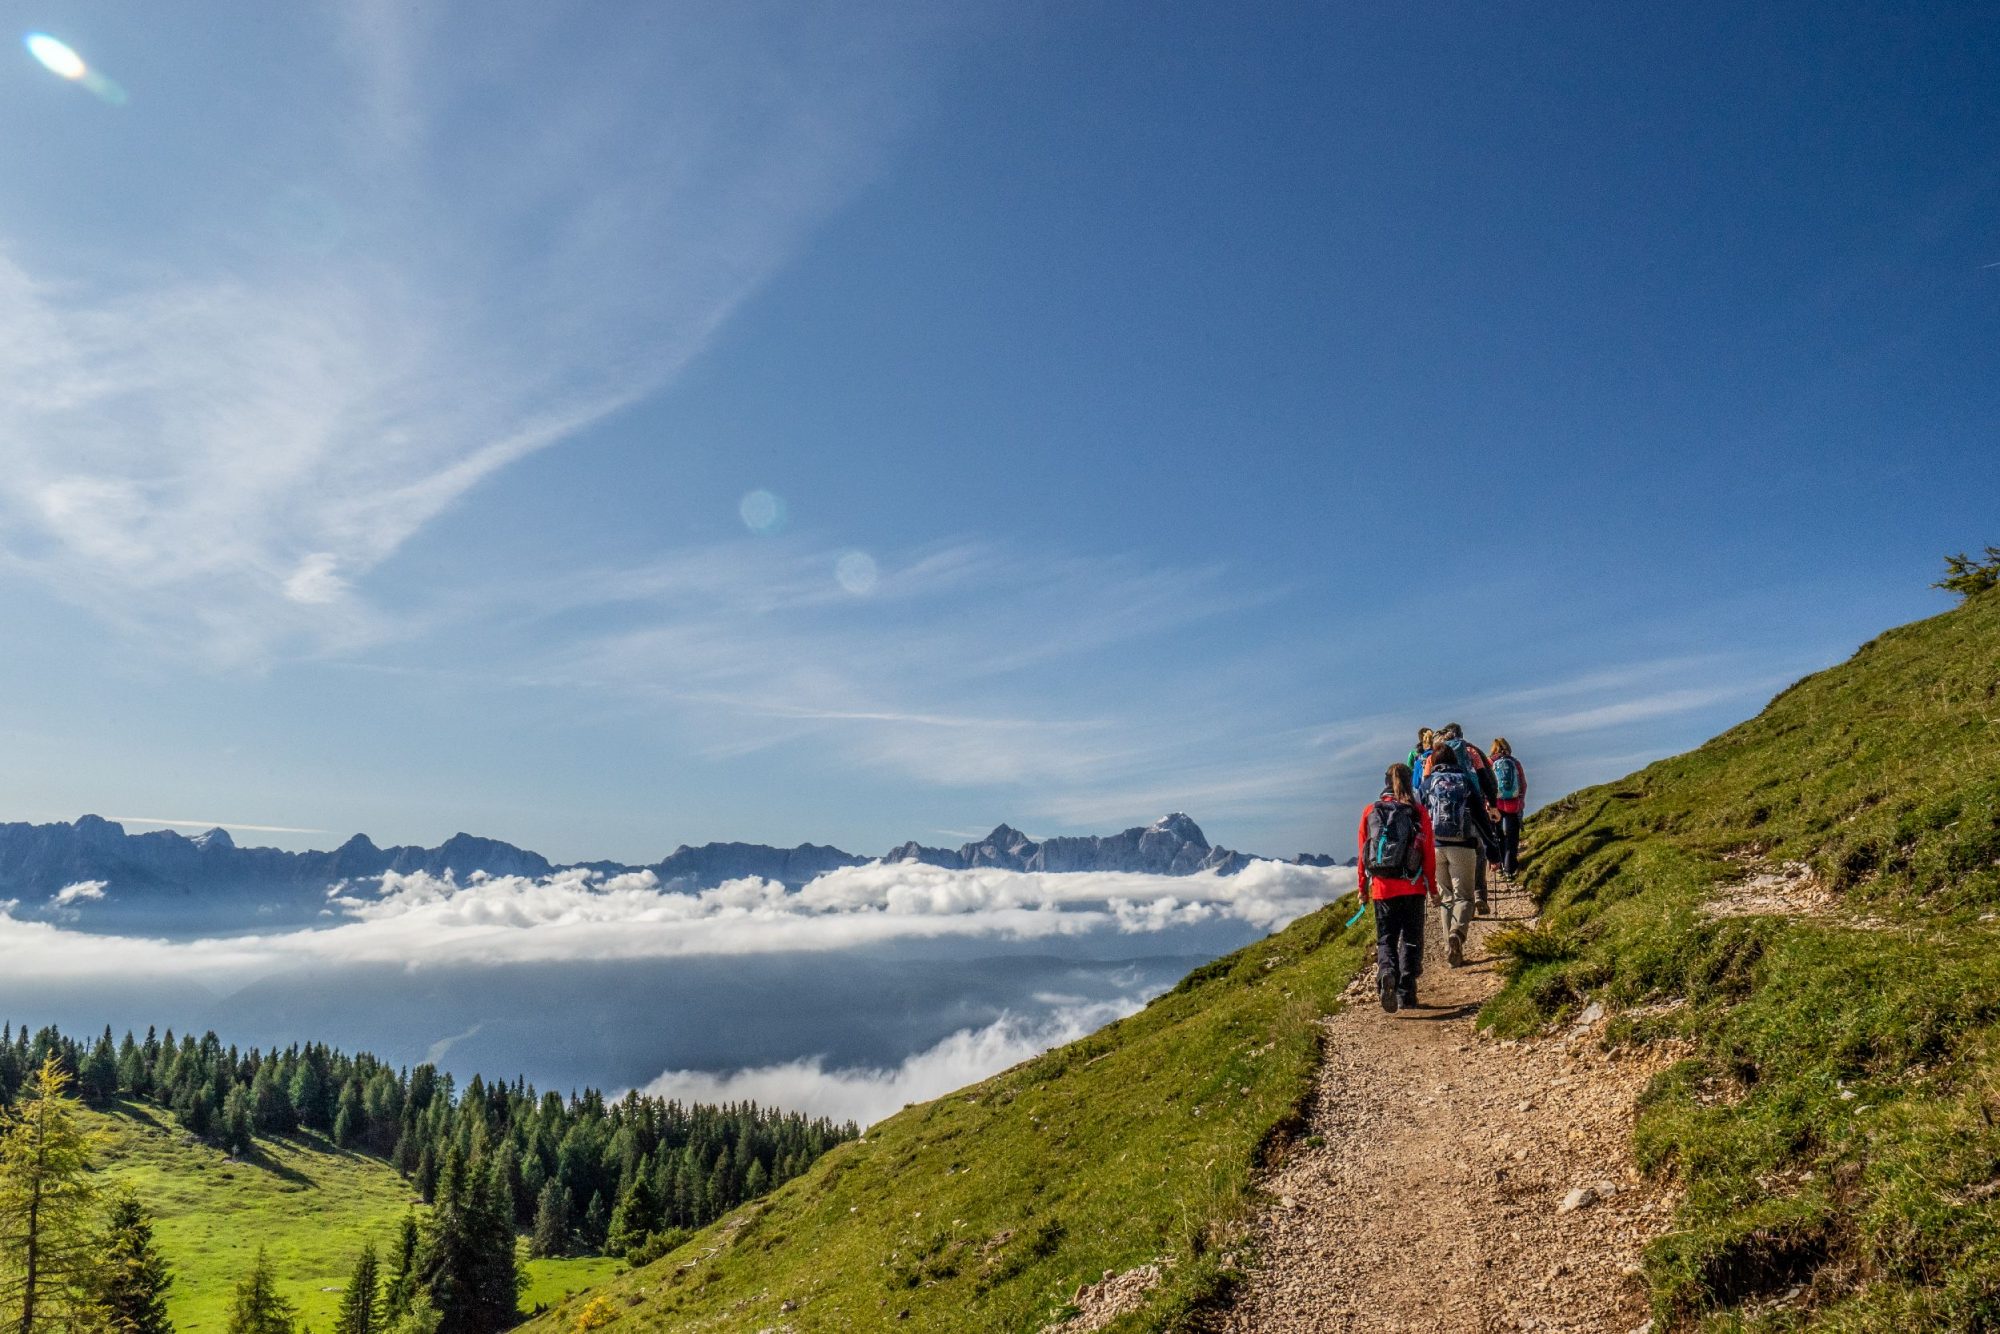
<box><xmin>1357</xmin><ymin>796</ymin><xmax>1436</xmax><ymax>901</ymax></box>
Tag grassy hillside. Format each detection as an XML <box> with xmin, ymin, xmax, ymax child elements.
<box><xmin>1490</xmin><ymin>586</ymin><xmax>2000</xmax><ymax>1329</ymax></box>
<box><xmin>87</xmin><ymin>1101</ymin><xmax>618</xmax><ymax>1330</ymax></box>
<box><xmin>523</xmin><ymin>904</ymin><xmax>1372</xmax><ymax>1333</ymax></box>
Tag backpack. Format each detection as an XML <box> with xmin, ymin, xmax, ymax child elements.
<box><xmin>1494</xmin><ymin>756</ymin><xmax>1522</xmax><ymax>800</ymax></box>
<box><xmin>1363</xmin><ymin>800</ymin><xmax>1424</xmax><ymax>880</ymax></box>
<box><xmin>1425</xmin><ymin>769</ymin><xmax>1474</xmax><ymax>842</ymax></box>
<box><xmin>1450</xmin><ymin>739</ymin><xmax>1499</xmax><ymax>802</ymax></box>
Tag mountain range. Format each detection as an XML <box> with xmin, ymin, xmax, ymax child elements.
<box><xmin>0</xmin><ymin>811</ymin><xmax>1326</xmax><ymax>934</ymax></box>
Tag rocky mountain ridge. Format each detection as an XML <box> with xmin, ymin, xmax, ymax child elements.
<box><xmin>0</xmin><ymin>812</ymin><xmax>1305</xmax><ymax>932</ymax></box>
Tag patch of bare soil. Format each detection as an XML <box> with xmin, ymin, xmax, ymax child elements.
<box><xmin>1217</xmin><ymin>879</ymin><xmax>1674</xmax><ymax>1334</ymax></box>
<box><xmin>1703</xmin><ymin>859</ymin><xmax>1834</xmax><ymax>919</ymax></box>
<box><xmin>1042</xmin><ymin>1262</ymin><xmax>1165</xmax><ymax>1333</ymax></box>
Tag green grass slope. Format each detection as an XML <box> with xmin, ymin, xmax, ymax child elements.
<box><xmin>1490</xmin><ymin>587</ymin><xmax>2000</xmax><ymax>1329</ymax></box>
<box><xmin>88</xmin><ymin>1102</ymin><xmax>618</xmax><ymax>1331</ymax></box>
<box><xmin>524</xmin><ymin>906</ymin><xmax>1371</xmax><ymax>1333</ymax></box>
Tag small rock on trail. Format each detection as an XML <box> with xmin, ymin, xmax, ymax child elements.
<box><xmin>1217</xmin><ymin>879</ymin><xmax>1675</xmax><ymax>1333</ymax></box>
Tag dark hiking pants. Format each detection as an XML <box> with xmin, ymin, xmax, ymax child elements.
<box><xmin>1500</xmin><ymin>811</ymin><xmax>1523</xmax><ymax>877</ymax></box>
<box><xmin>1374</xmin><ymin>894</ymin><xmax>1425</xmax><ymax>994</ymax></box>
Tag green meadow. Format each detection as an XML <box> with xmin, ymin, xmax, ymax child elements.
<box><xmin>87</xmin><ymin>1101</ymin><xmax>620</xmax><ymax>1331</ymax></box>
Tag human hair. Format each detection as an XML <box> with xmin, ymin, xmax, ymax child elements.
<box><xmin>1430</xmin><ymin>742</ymin><xmax>1456</xmax><ymax>767</ymax></box>
<box><xmin>1416</xmin><ymin>727</ymin><xmax>1434</xmax><ymax>748</ymax></box>
<box><xmin>1384</xmin><ymin>763</ymin><xmax>1413</xmax><ymax>800</ymax></box>
<box><xmin>1490</xmin><ymin>736</ymin><xmax>1511</xmax><ymax>758</ymax></box>
<box><xmin>1440</xmin><ymin>723</ymin><xmax>1464</xmax><ymax>740</ymax></box>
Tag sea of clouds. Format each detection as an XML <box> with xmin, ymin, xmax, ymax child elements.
<box><xmin>0</xmin><ymin>859</ymin><xmax>1353</xmax><ymax>1119</ymax></box>
<box><xmin>1</xmin><ymin>859</ymin><xmax>1349</xmax><ymax>982</ymax></box>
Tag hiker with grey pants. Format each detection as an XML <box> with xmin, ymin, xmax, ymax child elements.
<box><xmin>1422</xmin><ymin>742</ymin><xmax>1490</xmax><ymax>966</ymax></box>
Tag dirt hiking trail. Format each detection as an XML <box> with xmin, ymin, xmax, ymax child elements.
<box><xmin>1218</xmin><ymin>877</ymin><xmax>1673</xmax><ymax>1334</ymax></box>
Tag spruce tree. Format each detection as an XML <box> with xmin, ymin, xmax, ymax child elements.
<box><xmin>222</xmin><ymin>1088</ymin><xmax>255</xmax><ymax>1158</ymax></box>
<box><xmin>333</xmin><ymin>1080</ymin><xmax>365</xmax><ymax>1150</ymax></box>
<box><xmin>80</xmin><ymin>1029</ymin><xmax>119</xmax><ymax>1104</ymax></box>
<box><xmin>379</xmin><ymin>1215</ymin><xmax>421</xmax><ymax>1327</ymax></box>
<box><xmin>606</xmin><ymin>1174</ymin><xmax>661</xmax><ymax>1259</ymax></box>
<box><xmin>249</xmin><ymin>1066</ymin><xmax>295</xmax><ymax>1135</ymax></box>
<box><xmin>332</xmin><ymin>1242</ymin><xmax>381</xmax><ymax>1334</ymax></box>
<box><xmin>224</xmin><ymin>1249</ymin><xmax>297</xmax><ymax>1334</ymax></box>
<box><xmin>581</xmin><ymin>1191</ymin><xmax>609</xmax><ymax>1252</ymax></box>
<box><xmin>92</xmin><ymin>1193</ymin><xmax>174</xmax><ymax>1334</ymax></box>
<box><xmin>460</xmin><ymin>1158</ymin><xmax>520</xmax><ymax>1332</ymax></box>
<box><xmin>528</xmin><ymin>1181</ymin><xmax>569</xmax><ymax>1259</ymax></box>
<box><xmin>0</xmin><ymin>1058</ymin><xmax>103</xmax><ymax>1334</ymax></box>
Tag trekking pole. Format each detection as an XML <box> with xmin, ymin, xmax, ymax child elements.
<box><xmin>1345</xmin><ymin>900</ymin><xmax>1368</xmax><ymax>928</ymax></box>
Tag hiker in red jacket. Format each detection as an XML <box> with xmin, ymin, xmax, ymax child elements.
<box><xmin>1356</xmin><ymin>763</ymin><xmax>1437</xmax><ymax>1012</ymax></box>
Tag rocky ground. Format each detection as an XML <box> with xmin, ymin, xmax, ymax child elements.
<box><xmin>1217</xmin><ymin>877</ymin><xmax>1674</xmax><ymax>1333</ymax></box>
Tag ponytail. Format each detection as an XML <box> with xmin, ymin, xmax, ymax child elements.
<box><xmin>1385</xmin><ymin>763</ymin><xmax>1414</xmax><ymax>801</ymax></box>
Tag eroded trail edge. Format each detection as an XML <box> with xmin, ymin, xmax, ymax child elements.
<box><xmin>1221</xmin><ymin>881</ymin><xmax>1672</xmax><ymax>1334</ymax></box>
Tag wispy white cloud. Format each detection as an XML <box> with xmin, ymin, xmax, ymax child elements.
<box><xmin>0</xmin><ymin>3</ymin><xmax>961</xmax><ymax>665</ymax></box>
<box><xmin>640</xmin><ymin>1001</ymin><xmax>1141</xmax><ymax>1126</ymax></box>
<box><xmin>52</xmin><ymin>880</ymin><xmax>107</xmax><ymax>907</ymax></box>
<box><xmin>110</xmin><ymin>817</ymin><xmax>330</xmax><ymax>834</ymax></box>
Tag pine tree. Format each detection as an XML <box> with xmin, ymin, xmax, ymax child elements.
<box><xmin>332</xmin><ymin>1242</ymin><xmax>381</xmax><ymax>1334</ymax></box>
<box><xmin>380</xmin><ymin>1215</ymin><xmax>421</xmax><ymax>1327</ymax></box>
<box><xmin>460</xmin><ymin>1157</ymin><xmax>520</xmax><ymax>1332</ymax></box>
<box><xmin>91</xmin><ymin>1193</ymin><xmax>174</xmax><ymax>1334</ymax></box>
<box><xmin>0</xmin><ymin>1058</ymin><xmax>104</xmax><ymax>1334</ymax></box>
<box><xmin>606</xmin><ymin>1174</ymin><xmax>661</xmax><ymax>1259</ymax></box>
<box><xmin>222</xmin><ymin>1087</ymin><xmax>255</xmax><ymax>1158</ymax></box>
<box><xmin>581</xmin><ymin>1191</ymin><xmax>609</xmax><ymax>1252</ymax></box>
<box><xmin>249</xmin><ymin>1066</ymin><xmax>295</xmax><ymax>1135</ymax></box>
<box><xmin>80</xmin><ymin>1029</ymin><xmax>119</xmax><ymax>1104</ymax></box>
<box><xmin>115</xmin><ymin>1035</ymin><xmax>148</xmax><ymax>1099</ymax></box>
<box><xmin>333</xmin><ymin>1080</ymin><xmax>365</xmax><ymax>1150</ymax></box>
<box><xmin>1935</xmin><ymin>544</ymin><xmax>2000</xmax><ymax>600</ymax></box>
<box><xmin>528</xmin><ymin>1180</ymin><xmax>569</xmax><ymax>1259</ymax></box>
<box><xmin>225</xmin><ymin>1250</ymin><xmax>298</xmax><ymax>1334</ymax></box>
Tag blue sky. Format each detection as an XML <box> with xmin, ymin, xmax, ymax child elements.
<box><xmin>1</xmin><ymin>1</ymin><xmax>1994</xmax><ymax>864</ymax></box>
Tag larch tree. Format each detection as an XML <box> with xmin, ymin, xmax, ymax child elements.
<box><xmin>0</xmin><ymin>1058</ymin><xmax>104</xmax><ymax>1334</ymax></box>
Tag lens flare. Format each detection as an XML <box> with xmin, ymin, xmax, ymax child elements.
<box><xmin>835</xmin><ymin>551</ymin><xmax>879</xmax><ymax>595</ymax></box>
<box><xmin>25</xmin><ymin>32</ymin><xmax>86</xmax><ymax>80</ymax></box>
<box><xmin>739</xmin><ymin>488</ymin><xmax>787</xmax><ymax>535</ymax></box>
<box><xmin>23</xmin><ymin>32</ymin><xmax>126</xmax><ymax>103</ymax></box>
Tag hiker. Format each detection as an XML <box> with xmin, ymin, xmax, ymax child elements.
<box><xmin>1357</xmin><ymin>762</ymin><xmax>1436</xmax><ymax>1013</ymax></box>
<box><xmin>1404</xmin><ymin>727</ymin><xmax>1436</xmax><ymax>789</ymax></box>
<box><xmin>1489</xmin><ymin>737</ymin><xmax>1527</xmax><ymax>877</ymax></box>
<box><xmin>1423</xmin><ymin>741</ymin><xmax>1493</xmax><ymax>966</ymax></box>
<box><xmin>1438</xmin><ymin>724</ymin><xmax>1497</xmax><ymax>802</ymax></box>
<box><xmin>1434</xmin><ymin>724</ymin><xmax>1498</xmax><ymax>914</ymax></box>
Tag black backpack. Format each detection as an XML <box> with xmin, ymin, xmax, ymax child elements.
<box><xmin>1363</xmin><ymin>800</ymin><xmax>1424</xmax><ymax>880</ymax></box>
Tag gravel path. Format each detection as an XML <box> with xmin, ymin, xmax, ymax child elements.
<box><xmin>1218</xmin><ymin>877</ymin><xmax>1673</xmax><ymax>1334</ymax></box>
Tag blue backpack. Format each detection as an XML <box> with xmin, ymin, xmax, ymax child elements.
<box><xmin>1425</xmin><ymin>769</ymin><xmax>1474</xmax><ymax>841</ymax></box>
<box><xmin>1494</xmin><ymin>757</ymin><xmax>1523</xmax><ymax>800</ymax></box>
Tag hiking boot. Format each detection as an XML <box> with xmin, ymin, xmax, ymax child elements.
<box><xmin>1447</xmin><ymin>936</ymin><xmax>1465</xmax><ymax>967</ymax></box>
<box><xmin>1474</xmin><ymin>896</ymin><xmax>1489</xmax><ymax>915</ymax></box>
<box><xmin>1398</xmin><ymin>985</ymin><xmax>1418</xmax><ymax>1009</ymax></box>
<box><xmin>1378</xmin><ymin>972</ymin><xmax>1400</xmax><ymax>1013</ymax></box>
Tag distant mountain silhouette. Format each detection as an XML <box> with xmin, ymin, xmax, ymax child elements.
<box><xmin>0</xmin><ymin>812</ymin><xmax>1322</xmax><ymax>934</ymax></box>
